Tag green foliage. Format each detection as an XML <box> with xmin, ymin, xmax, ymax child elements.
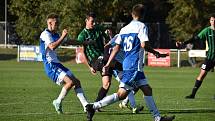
<box><xmin>8</xmin><ymin>0</ymin><xmax>121</xmax><ymax>44</ymax></box>
<box><xmin>166</xmin><ymin>0</ymin><xmax>215</xmax><ymax>41</ymax></box>
<box><xmin>8</xmin><ymin>0</ymin><xmax>171</xmax><ymax>45</ymax></box>
<box><xmin>10</xmin><ymin>0</ymin><xmax>215</xmax><ymax>45</ymax></box>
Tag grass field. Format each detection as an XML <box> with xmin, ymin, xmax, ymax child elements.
<box><xmin>0</xmin><ymin>60</ymin><xmax>215</xmax><ymax>121</ymax></box>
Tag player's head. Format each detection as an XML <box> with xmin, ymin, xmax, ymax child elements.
<box><xmin>85</xmin><ymin>12</ymin><xmax>96</xmax><ymax>29</ymax></box>
<box><xmin>209</xmin><ymin>14</ymin><xmax>215</xmax><ymax>28</ymax></box>
<box><xmin>131</xmin><ymin>4</ymin><xmax>145</xmax><ymax>20</ymax></box>
<box><xmin>46</xmin><ymin>13</ymin><xmax>59</xmax><ymax>32</ymax></box>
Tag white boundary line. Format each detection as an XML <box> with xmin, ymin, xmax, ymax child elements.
<box><xmin>0</xmin><ymin>108</ymin><xmax>214</xmax><ymax>116</ymax></box>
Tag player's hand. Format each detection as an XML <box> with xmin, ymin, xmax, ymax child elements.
<box><xmin>154</xmin><ymin>51</ymin><xmax>169</xmax><ymax>58</ymax></box>
<box><xmin>176</xmin><ymin>41</ymin><xmax>184</xmax><ymax>49</ymax></box>
<box><xmin>90</xmin><ymin>67</ymin><xmax>96</xmax><ymax>75</ymax></box>
<box><xmin>159</xmin><ymin>53</ymin><xmax>169</xmax><ymax>58</ymax></box>
<box><xmin>62</xmin><ymin>29</ymin><xmax>68</xmax><ymax>38</ymax></box>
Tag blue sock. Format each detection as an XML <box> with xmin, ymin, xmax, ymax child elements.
<box><xmin>144</xmin><ymin>96</ymin><xmax>160</xmax><ymax>118</ymax></box>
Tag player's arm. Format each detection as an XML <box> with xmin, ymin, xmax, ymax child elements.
<box><xmin>176</xmin><ymin>35</ymin><xmax>200</xmax><ymax>49</ymax></box>
<box><xmin>81</xmin><ymin>48</ymin><xmax>97</xmax><ymax>75</ymax></box>
<box><xmin>48</xmin><ymin>29</ymin><xmax>68</xmax><ymax>50</ymax></box>
<box><xmin>145</xmin><ymin>41</ymin><xmax>168</xmax><ymax>58</ymax></box>
<box><xmin>103</xmin><ymin>44</ymin><xmax>120</xmax><ymax>74</ymax></box>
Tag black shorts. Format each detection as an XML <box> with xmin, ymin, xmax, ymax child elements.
<box><xmin>201</xmin><ymin>58</ymin><xmax>215</xmax><ymax>71</ymax></box>
<box><xmin>91</xmin><ymin>56</ymin><xmax>123</xmax><ymax>76</ymax></box>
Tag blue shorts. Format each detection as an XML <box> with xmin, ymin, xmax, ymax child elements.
<box><xmin>119</xmin><ymin>70</ymin><xmax>148</xmax><ymax>90</ymax></box>
<box><xmin>44</xmin><ymin>62</ymin><xmax>74</xmax><ymax>85</ymax></box>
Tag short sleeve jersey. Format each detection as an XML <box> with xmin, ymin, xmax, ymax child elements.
<box><xmin>40</xmin><ymin>29</ymin><xmax>60</xmax><ymax>63</ymax></box>
<box><xmin>115</xmin><ymin>20</ymin><xmax>149</xmax><ymax>70</ymax></box>
<box><xmin>77</xmin><ymin>25</ymin><xmax>109</xmax><ymax>65</ymax></box>
<box><xmin>198</xmin><ymin>26</ymin><xmax>215</xmax><ymax>60</ymax></box>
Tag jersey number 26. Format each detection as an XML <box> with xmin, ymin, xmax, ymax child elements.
<box><xmin>124</xmin><ymin>36</ymin><xmax>133</xmax><ymax>52</ymax></box>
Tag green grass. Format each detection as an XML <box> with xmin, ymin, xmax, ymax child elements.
<box><xmin>0</xmin><ymin>60</ymin><xmax>214</xmax><ymax>121</ymax></box>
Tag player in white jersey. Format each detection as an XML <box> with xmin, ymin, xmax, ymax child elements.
<box><xmin>110</xmin><ymin>34</ymin><xmax>168</xmax><ymax>113</ymax></box>
<box><xmin>40</xmin><ymin>13</ymin><xmax>88</xmax><ymax>114</ymax></box>
<box><xmin>85</xmin><ymin>4</ymin><xmax>175</xmax><ymax>121</ymax></box>
<box><xmin>105</xmin><ymin>34</ymin><xmax>143</xmax><ymax>113</ymax></box>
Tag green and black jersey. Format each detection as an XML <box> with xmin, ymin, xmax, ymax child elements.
<box><xmin>198</xmin><ymin>26</ymin><xmax>215</xmax><ymax>60</ymax></box>
<box><xmin>77</xmin><ymin>25</ymin><xmax>109</xmax><ymax>65</ymax></box>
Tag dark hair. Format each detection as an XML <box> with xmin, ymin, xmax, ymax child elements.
<box><xmin>132</xmin><ymin>4</ymin><xmax>145</xmax><ymax>18</ymax></box>
<box><xmin>86</xmin><ymin>12</ymin><xmax>96</xmax><ymax>19</ymax></box>
<box><xmin>46</xmin><ymin>13</ymin><xmax>59</xmax><ymax>20</ymax></box>
<box><xmin>209</xmin><ymin>13</ymin><xmax>215</xmax><ymax>18</ymax></box>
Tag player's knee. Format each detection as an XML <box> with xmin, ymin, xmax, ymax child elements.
<box><xmin>73</xmin><ymin>79</ymin><xmax>81</xmax><ymax>88</ymax></box>
<box><xmin>141</xmin><ymin>85</ymin><xmax>152</xmax><ymax>96</ymax></box>
<box><xmin>117</xmin><ymin>93</ymin><xmax>127</xmax><ymax>100</ymax></box>
<box><xmin>65</xmin><ymin>80</ymin><xmax>73</xmax><ymax>89</ymax></box>
<box><xmin>102</xmin><ymin>81</ymin><xmax>111</xmax><ymax>89</ymax></box>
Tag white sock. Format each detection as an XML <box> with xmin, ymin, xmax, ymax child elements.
<box><xmin>74</xmin><ymin>88</ymin><xmax>88</xmax><ymax>107</ymax></box>
<box><xmin>56</xmin><ymin>87</ymin><xmax>68</xmax><ymax>103</ymax></box>
<box><xmin>144</xmin><ymin>96</ymin><xmax>160</xmax><ymax>118</ymax></box>
<box><xmin>93</xmin><ymin>93</ymin><xmax>119</xmax><ymax>109</ymax></box>
<box><xmin>154</xmin><ymin>116</ymin><xmax>161</xmax><ymax>121</ymax></box>
<box><xmin>127</xmin><ymin>91</ymin><xmax>136</xmax><ymax>108</ymax></box>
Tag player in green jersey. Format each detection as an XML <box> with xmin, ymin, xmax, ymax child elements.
<box><xmin>77</xmin><ymin>12</ymin><xmax>115</xmax><ymax>105</ymax></box>
<box><xmin>176</xmin><ymin>14</ymin><xmax>215</xmax><ymax>99</ymax></box>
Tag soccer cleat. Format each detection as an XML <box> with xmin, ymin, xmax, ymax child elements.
<box><xmin>52</xmin><ymin>100</ymin><xmax>63</xmax><ymax>114</ymax></box>
<box><xmin>185</xmin><ymin>94</ymin><xmax>195</xmax><ymax>99</ymax></box>
<box><xmin>119</xmin><ymin>102</ymin><xmax>129</xmax><ymax>109</ymax></box>
<box><xmin>86</xmin><ymin>104</ymin><xmax>95</xmax><ymax>121</ymax></box>
<box><xmin>160</xmin><ymin>115</ymin><xmax>175</xmax><ymax>121</ymax></box>
<box><xmin>132</xmin><ymin>106</ymin><xmax>144</xmax><ymax>114</ymax></box>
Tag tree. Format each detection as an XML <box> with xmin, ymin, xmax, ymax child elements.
<box><xmin>9</xmin><ymin>0</ymin><xmax>172</xmax><ymax>45</ymax></box>
<box><xmin>166</xmin><ymin>0</ymin><xmax>215</xmax><ymax>41</ymax></box>
<box><xmin>9</xmin><ymin>0</ymin><xmax>119</xmax><ymax>44</ymax></box>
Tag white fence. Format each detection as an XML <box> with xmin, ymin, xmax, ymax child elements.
<box><xmin>3</xmin><ymin>44</ymin><xmax>206</xmax><ymax>68</ymax></box>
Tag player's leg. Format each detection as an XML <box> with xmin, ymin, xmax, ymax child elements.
<box><xmin>119</xmin><ymin>88</ymin><xmax>143</xmax><ymax>114</ymax></box>
<box><xmin>139</xmin><ymin>84</ymin><xmax>175</xmax><ymax>121</ymax></box>
<box><xmin>185</xmin><ymin>59</ymin><xmax>213</xmax><ymax>99</ymax></box>
<box><xmin>53</xmin><ymin>63</ymin><xmax>88</xmax><ymax>113</ymax></box>
<box><xmin>95</xmin><ymin>75</ymin><xmax>111</xmax><ymax>102</ymax></box>
<box><xmin>86</xmin><ymin>87</ymin><xmax>129</xmax><ymax>121</ymax></box>
<box><xmin>68</xmin><ymin>73</ymin><xmax>89</xmax><ymax>111</ymax></box>
<box><xmin>92</xmin><ymin>57</ymin><xmax>112</xmax><ymax>103</ymax></box>
<box><xmin>46</xmin><ymin>62</ymin><xmax>70</xmax><ymax>114</ymax></box>
<box><xmin>136</xmin><ymin>71</ymin><xmax>175</xmax><ymax>121</ymax></box>
<box><xmin>185</xmin><ymin>69</ymin><xmax>207</xmax><ymax>99</ymax></box>
<box><xmin>113</xmin><ymin>69</ymin><xmax>143</xmax><ymax>113</ymax></box>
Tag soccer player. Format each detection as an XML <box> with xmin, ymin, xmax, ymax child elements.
<box><xmin>176</xmin><ymin>14</ymin><xmax>215</xmax><ymax>99</ymax></box>
<box><xmin>85</xmin><ymin>4</ymin><xmax>175</xmax><ymax>121</ymax></box>
<box><xmin>103</xmin><ymin>35</ymin><xmax>144</xmax><ymax>114</ymax></box>
<box><xmin>39</xmin><ymin>13</ymin><xmax>88</xmax><ymax>114</ymax></box>
<box><xmin>107</xmin><ymin>33</ymin><xmax>168</xmax><ymax>113</ymax></box>
<box><xmin>77</xmin><ymin>12</ymin><xmax>118</xmax><ymax>105</ymax></box>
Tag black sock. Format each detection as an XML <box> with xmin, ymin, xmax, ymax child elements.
<box><xmin>191</xmin><ymin>80</ymin><xmax>202</xmax><ymax>97</ymax></box>
<box><xmin>95</xmin><ymin>87</ymin><xmax>109</xmax><ymax>102</ymax></box>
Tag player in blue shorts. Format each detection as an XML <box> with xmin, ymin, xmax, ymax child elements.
<box><xmin>40</xmin><ymin>13</ymin><xmax>88</xmax><ymax>114</ymax></box>
<box><xmin>85</xmin><ymin>4</ymin><xmax>175</xmax><ymax>121</ymax></box>
<box><xmin>108</xmin><ymin>34</ymin><xmax>167</xmax><ymax>111</ymax></box>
